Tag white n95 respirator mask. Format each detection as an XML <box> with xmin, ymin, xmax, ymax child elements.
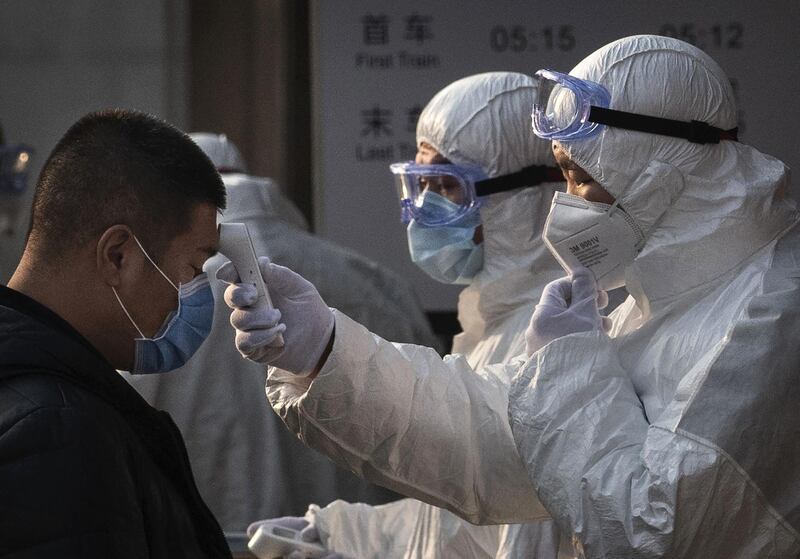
<box><xmin>543</xmin><ymin>191</ymin><xmax>645</xmax><ymax>290</ymax></box>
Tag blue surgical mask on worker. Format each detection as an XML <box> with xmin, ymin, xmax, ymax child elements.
<box><xmin>407</xmin><ymin>191</ymin><xmax>484</xmax><ymax>285</ymax></box>
<box><xmin>112</xmin><ymin>236</ymin><xmax>214</xmax><ymax>374</ymax></box>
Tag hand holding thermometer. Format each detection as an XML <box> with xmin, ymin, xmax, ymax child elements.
<box><xmin>218</xmin><ymin>222</ymin><xmax>285</xmax><ymax>347</ymax></box>
<box><xmin>247</xmin><ymin>522</ymin><xmax>328</xmax><ymax>559</ymax></box>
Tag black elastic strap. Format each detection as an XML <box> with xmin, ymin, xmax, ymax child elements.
<box><xmin>589</xmin><ymin>106</ymin><xmax>738</xmax><ymax>145</ymax></box>
<box><xmin>474</xmin><ymin>164</ymin><xmax>563</xmax><ymax>197</ymax></box>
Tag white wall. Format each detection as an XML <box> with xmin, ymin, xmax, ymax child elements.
<box><xmin>0</xmin><ymin>0</ymin><xmax>188</xmax><ymax>281</ymax></box>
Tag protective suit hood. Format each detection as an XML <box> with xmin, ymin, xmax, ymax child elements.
<box><xmin>417</xmin><ymin>72</ymin><xmax>553</xmax><ymax>177</ymax></box>
<box><xmin>454</xmin><ymin>186</ymin><xmax>563</xmax><ymax>353</ymax></box>
<box><xmin>188</xmin><ymin>132</ymin><xmax>309</xmax><ymax>230</ymax></box>
<box><xmin>263</xmin><ymin>73</ymin><xmax>566</xmax><ymax>557</ymax></box>
<box><xmin>417</xmin><ymin>72</ymin><xmax>564</xmax><ymax>346</ymax></box>
<box><xmin>189</xmin><ymin>132</ymin><xmax>247</xmax><ymax>174</ymax></box>
<box><xmin>221</xmin><ymin>173</ymin><xmax>309</xmax><ymax>232</ymax></box>
<box><xmin>507</xmin><ymin>37</ymin><xmax>800</xmax><ymax>558</ymax></box>
<box><xmin>556</xmin><ymin>35</ymin><xmax>798</xmax><ymax>314</ymax></box>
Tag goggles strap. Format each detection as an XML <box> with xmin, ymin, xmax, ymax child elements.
<box><xmin>588</xmin><ymin>107</ymin><xmax>738</xmax><ymax>145</ymax></box>
<box><xmin>474</xmin><ymin>165</ymin><xmax>563</xmax><ymax>197</ymax></box>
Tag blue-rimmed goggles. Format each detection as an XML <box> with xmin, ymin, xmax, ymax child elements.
<box><xmin>532</xmin><ymin>69</ymin><xmax>738</xmax><ymax>144</ymax></box>
<box><xmin>0</xmin><ymin>144</ymin><xmax>34</xmax><ymax>194</ymax></box>
<box><xmin>390</xmin><ymin>161</ymin><xmax>563</xmax><ymax>226</ymax></box>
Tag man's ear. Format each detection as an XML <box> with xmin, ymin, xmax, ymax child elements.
<box><xmin>96</xmin><ymin>225</ymin><xmax>136</xmax><ymax>287</ymax></box>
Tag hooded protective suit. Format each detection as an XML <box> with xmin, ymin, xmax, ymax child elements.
<box><xmin>264</xmin><ymin>38</ymin><xmax>800</xmax><ymax>557</ymax></box>
<box><xmin>268</xmin><ymin>72</ymin><xmax>566</xmax><ymax>557</ymax></box>
<box><xmin>124</xmin><ymin>158</ymin><xmax>439</xmax><ymax>531</ymax></box>
<box><xmin>509</xmin><ymin>35</ymin><xmax>800</xmax><ymax>557</ymax></box>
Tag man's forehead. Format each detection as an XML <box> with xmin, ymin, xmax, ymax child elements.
<box><xmin>171</xmin><ymin>203</ymin><xmax>220</xmax><ymax>255</ymax></box>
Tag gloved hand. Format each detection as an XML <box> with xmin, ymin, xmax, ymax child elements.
<box><xmin>525</xmin><ymin>267</ymin><xmax>611</xmax><ymax>355</ymax></box>
<box><xmin>246</xmin><ymin>516</ymin><xmax>343</xmax><ymax>559</ymax></box>
<box><xmin>217</xmin><ymin>257</ymin><xmax>335</xmax><ymax>375</ymax></box>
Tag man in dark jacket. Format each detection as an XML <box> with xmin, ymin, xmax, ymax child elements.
<box><xmin>0</xmin><ymin>109</ymin><xmax>231</xmax><ymax>558</ymax></box>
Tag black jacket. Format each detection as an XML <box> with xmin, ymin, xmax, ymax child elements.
<box><xmin>0</xmin><ymin>285</ymin><xmax>231</xmax><ymax>558</ymax></box>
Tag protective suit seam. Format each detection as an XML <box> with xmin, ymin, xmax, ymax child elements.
<box><xmin>663</xmin><ymin>425</ymin><xmax>800</xmax><ymax>540</ymax></box>
<box><xmin>663</xmin><ymin>249</ymin><xmax>799</xmax><ymax>539</ymax></box>
<box><xmin>669</xmin><ymin>329</ymin><xmax>731</xmax><ymax>431</ymax></box>
<box><xmin>668</xmin><ymin>258</ymin><xmax>770</xmax><ymax>428</ymax></box>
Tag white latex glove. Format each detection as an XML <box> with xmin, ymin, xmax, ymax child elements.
<box><xmin>218</xmin><ymin>257</ymin><xmax>335</xmax><ymax>375</ymax></box>
<box><xmin>246</xmin><ymin>516</ymin><xmax>343</xmax><ymax>559</ymax></box>
<box><xmin>525</xmin><ymin>266</ymin><xmax>611</xmax><ymax>355</ymax></box>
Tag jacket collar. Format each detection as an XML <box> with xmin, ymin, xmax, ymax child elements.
<box><xmin>0</xmin><ymin>285</ymin><xmax>138</xmax><ymax>407</ymax></box>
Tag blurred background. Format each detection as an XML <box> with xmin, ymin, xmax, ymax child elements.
<box><xmin>2</xmin><ymin>0</ymin><xmax>799</xmax><ymax>329</ymax></box>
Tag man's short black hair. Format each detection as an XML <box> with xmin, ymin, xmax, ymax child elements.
<box><xmin>28</xmin><ymin>108</ymin><xmax>226</xmax><ymax>260</ymax></box>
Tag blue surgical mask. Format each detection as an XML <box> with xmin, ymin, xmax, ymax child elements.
<box><xmin>407</xmin><ymin>191</ymin><xmax>484</xmax><ymax>285</ymax></box>
<box><xmin>112</xmin><ymin>236</ymin><xmax>214</xmax><ymax>374</ymax></box>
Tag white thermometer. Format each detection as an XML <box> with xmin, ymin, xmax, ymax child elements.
<box><xmin>218</xmin><ymin>222</ymin><xmax>284</xmax><ymax>347</ymax></box>
<box><xmin>247</xmin><ymin>522</ymin><xmax>328</xmax><ymax>559</ymax></box>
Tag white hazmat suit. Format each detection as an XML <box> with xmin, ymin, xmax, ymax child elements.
<box><xmin>262</xmin><ymin>36</ymin><xmax>800</xmax><ymax>557</ymax></box>
<box><xmin>269</xmin><ymin>72</ymin><xmax>566</xmax><ymax>557</ymax></box>
<box><xmin>125</xmin><ymin>145</ymin><xmax>439</xmax><ymax>531</ymax></box>
<box><xmin>509</xmin><ymin>35</ymin><xmax>800</xmax><ymax>557</ymax></box>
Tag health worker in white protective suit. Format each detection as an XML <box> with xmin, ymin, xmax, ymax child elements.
<box><xmin>509</xmin><ymin>35</ymin><xmax>800</xmax><ymax>557</ymax></box>
<box><xmin>124</xmin><ymin>134</ymin><xmax>439</xmax><ymax>532</ymax></box>
<box><xmin>222</xmin><ymin>35</ymin><xmax>800</xmax><ymax>558</ymax></box>
<box><xmin>245</xmin><ymin>72</ymin><xmax>570</xmax><ymax>558</ymax></box>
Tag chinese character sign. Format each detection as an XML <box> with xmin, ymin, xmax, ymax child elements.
<box><xmin>313</xmin><ymin>0</ymin><xmax>800</xmax><ymax>311</ymax></box>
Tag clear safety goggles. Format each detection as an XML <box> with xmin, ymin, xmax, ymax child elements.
<box><xmin>390</xmin><ymin>161</ymin><xmax>563</xmax><ymax>226</ymax></box>
<box><xmin>0</xmin><ymin>144</ymin><xmax>34</xmax><ymax>194</ymax></box>
<box><xmin>532</xmin><ymin>69</ymin><xmax>739</xmax><ymax>144</ymax></box>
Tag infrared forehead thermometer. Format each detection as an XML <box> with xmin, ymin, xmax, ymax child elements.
<box><xmin>218</xmin><ymin>222</ymin><xmax>284</xmax><ymax>347</ymax></box>
<box><xmin>247</xmin><ymin>522</ymin><xmax>328</xmax><ymax>559</ymax></box>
